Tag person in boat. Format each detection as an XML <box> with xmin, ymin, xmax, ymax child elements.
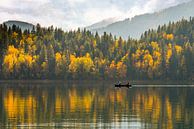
<box><xmin>118</xmin><ymin>81</ymin><xmax>121</xmax><ymax>85</ymax></box>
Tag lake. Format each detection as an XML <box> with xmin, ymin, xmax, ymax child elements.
<box><xmin>0</xmin><ymin>81</ymin><xmax>194</xmax><ymax>129</ymax></box>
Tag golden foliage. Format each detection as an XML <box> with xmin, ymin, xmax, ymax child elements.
<box><xmin>163</xmin><ymin>33</ymin><xmax>174</xmax><ymax>40</ymax></box>
<box><xmin>26</xmin><ymin>36</ymin><xmax>33</xmax><ymax>45</ymax></box>
<box><xmin>3</xmin><ymin>45</ymin><xmax>35</xmax><ymax>73</ymax></box>
<box><xmin>116</xmin><ymin>61</ymin><xmax>127</xmax><ymax>78</ymax></box>
<box><xmin>151</xmin><ymin>42</ymin><xmax>159</xmax><ymax>51</ymax></box>
<box><xmin>166</xmin><ymin>34</ymin><xmax>174</xmax><ymax>40</ymax></box>
<box><xmin>12</xmin><ymin>32</ymin><xmax>18</xmax><ymax>38</ymax></box>
<box><xmin>3</xmin><ymin>55</ymin><xmax>16</xmax><ymax>72</ymax></box>
<box><xmin>55</xmin><ymin>52</ymin><xmax>62</xmax><ymax>63</ymax></box>
<box><xmin>25</xmin><ymin>55</ymin><xmax>33</xmax><ymax>67</ymax></box>
<box><xmin>166</xmin><ymin>44</ymin><xmax>172</xmax><ymax>65</ymax></box>
<box><xmin>3</xmin><ymin>46</ymin><xmax>19</xmax><ymax>72</ymax></box>
<box><xmin>7</xmin><ymin>45</ymin><xmax>19</xmax><ymax>55</ymax></box>
<box><xmin>121</xmin><ymin>53</ymin><xmax>129</xmax><ymax>62</ymax></box>
<box><xmin>110</xmin><ymin>60</ymin><xmax>116</xmax><ymax>70</ymax></box>
<box><xmin>143</xmin><ymin>52</ymin><xmax>154</xmax><ymax>68</ymax></box>
<box><xmin>114</xmin><ymin>40</ymin><xmax>119</xmax><ymax>48</ymax></box>
<box><xmin>106</xmin><ymin>60</ymin><xmax>116</xmax><ymax>78</ymax></box>
<box><xmin>69</xmin><ymin>53</ymin><xmax>95</xmax><ymax>73</ymax></box>
<box><xmin>92</xmin><ymin>39</ymin><xmax>97</xmax><ymax>48</ymax></box>
<box><xmin>175</xmin><ymin>45</ymin><xmax>182</xmax><ymax>55</ymax></box>
<box><xmin>153</xmin><ymin>51</ymin><xmax>161</xmax><ymax>69</ymax></box>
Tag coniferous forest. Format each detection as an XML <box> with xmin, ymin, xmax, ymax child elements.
<box><xmin>0</xmin><ymin>18</ymin><xmax>194</xmax><ymax>80</ymax></box>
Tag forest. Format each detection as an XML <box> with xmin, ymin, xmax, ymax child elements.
<box><xmin>0</xmin><ymin>17</ymin><xmax>193</xmax><ymax>80</ymax></box>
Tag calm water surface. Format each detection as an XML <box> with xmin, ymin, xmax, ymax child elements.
<box><xmin>0</xmin><ymin>81</ymin><xmax>194</xmax><ymax>129</ymax></box>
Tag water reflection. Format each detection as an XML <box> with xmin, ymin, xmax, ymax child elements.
<box><xmin>0</xmin><ymin>81</ymin><xmax>194</xmax><ymax>129</ymax></box>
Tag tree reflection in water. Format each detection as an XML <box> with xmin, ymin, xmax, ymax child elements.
<box><xmin>0</xmin><ymin>81</ymin><xmax>193</xmax><ymax>129</ymax></box>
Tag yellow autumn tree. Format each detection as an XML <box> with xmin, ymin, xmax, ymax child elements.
<box><xmin>3</xmin><ymin>45</ymin><xmax>19</xmax><ymax>73</ymax></box>
<box><xmin>3</xmin><ymin>45</ymin><xmax>36</xmax><ymax>75</ymax></box>
<box><xmin>55</xmin><ymin>52</ymin><xmax>63</xmax><ymax>76</ymax></box>
<box><xmin>116</xmin><ymin>61</ymin><xmax>127</xmax><ymax>78</ymax></box>
<box><xmin>55</xmin><ymin>52</ymin><xmax>62</xmax><ymax>63</ymax></box>
<box><xmin>151</xmin><ymin>42</ymin><xmax>162</xmax><ymax>77</ymax></box>
<box><xmin>142</xmin><ymin>50</ymin><xmax>153</xmax><ymax>68</ymax></box>
<box><xmin>151</xmin><ymin>42</ymin><xmax>160</xmax><ymax>51</ymax></box>
<box><xmin>106</xmin><ymin>60</ymin><xmax>116</xmax><ymax>79</ymax></box>
<box><xmin>175</xmin><ymin>45</ymin><xmax>182</xmax><ymax>55</ymax></box>
<box><xmin>152</xmin><ymin>51</ymin><xmax>161</xmax><ymax>70</ymax></box>
<box><xmin>69</xmin><ymin>54</ymin><xmax>77</xmax><ymax>73</ymax></box>
<box><xmin>163</xmin><ymin>33</ymin><xmax>174</xmax><ymax>40</ymax></box>
<box><xmin>69</xmin><ymin>53</ymin><xmax>95</xmax><ymax>78</ymax></box>
<box><xmin>132</xmin><ymin>48</ymin><xmax>143</xmax><ymax>69</ymax></box>
<box><xmin>166</xmin><ymin>43</ymin><xmax>172</xmax><ymax>66</ymax></box>
<box><xmin>142</xmin><ymin>50</ymin><xmax>154</xmax><ymax>78</ymax></box>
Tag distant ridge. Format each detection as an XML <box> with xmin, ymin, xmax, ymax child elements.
<box><xmin>86</xmin><ymin>17</ymin><xmax>119</xmax><ymax>30</ymax></box>
<box><xmin>87</xmin><ymin>0</ymin><xmax>194</xmax><ymax>39</ymax></box>
<box><xmin>3</xmin><ymin>20</ymin><xmax>34</xmax><ymax>31</ymax></box>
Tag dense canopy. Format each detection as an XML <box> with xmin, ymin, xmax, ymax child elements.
<box><xmin>0</xmin><ymin>18</ymin><xmax>193</xmax><ymax>80</ymax></box>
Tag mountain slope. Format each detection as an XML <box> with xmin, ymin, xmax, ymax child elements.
<box><xmin>88</xmin><ymin>0</ymin><xmax>194</xmax><ymax>39</ymax></box>
<box><xmin>4</xmin><ymin>20</ymin><xmax>34</xmax><ymax>31</ymax></box>
<box><xmin>86</xmin><ymin>17</ymin><xmax>119</xmax><ymax>30</ymax></box>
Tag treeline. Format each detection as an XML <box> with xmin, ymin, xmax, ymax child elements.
<box><xmin>0</xmin><ymin>18</ymin><xmax>194</xmax><ymax>80</ymax></box>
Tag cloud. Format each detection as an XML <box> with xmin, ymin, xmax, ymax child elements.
<box><xmin>125</xmin><ymin>0</ymin><xmax>191</xmax><ymax>19</ymax></box>
<box><xmin>0</xmin><ymin>0</ymin><xmax>191</xmax><ymax>30</ymax></box>
<box><xmin>83</xmin><ymin>5</ymin><xmax>124</xmax><ymax>26</ymax></box>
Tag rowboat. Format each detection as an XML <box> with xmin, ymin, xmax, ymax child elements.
<box><xmin>115</xmin><ymin>82</ymin><xmax>132</xmax><ymax>88</ymax></box>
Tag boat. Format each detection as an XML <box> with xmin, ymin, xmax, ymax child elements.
<box><xmin>115</xmin><ymin>82</ymin><xmax>132</xmax><ymax>88</ymax></box>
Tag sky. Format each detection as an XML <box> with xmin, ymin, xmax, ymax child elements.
<box><xmin>0</xmin><ymin>0</ymin><xmax>191</xmax><ymax>30</ymax></box>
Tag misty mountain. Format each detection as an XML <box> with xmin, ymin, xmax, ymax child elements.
<box><xmin>3</xmin><ymin>20</ymin><xmax>34</xmax><ymax>31</ymax></box>
<box><xmin>86</xmin><ymin>17</ymin><xmax>120</xmax><ymax>30</ymax></box>
<box><xmin>87</xmin><ymin>0</ymin><xmax>194</xmax><ymax>39</ymax></box>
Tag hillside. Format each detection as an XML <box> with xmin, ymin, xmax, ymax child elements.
<box><xmin>88</xmin><ymin>0</ymin><xmax>194</xmax><ymax>39</ymax></box>
<box><xmin>86</xmin><ymin>17</ymin><xmax>119</xmax><ymax>30</ymax></box>
<box><xmin>0</xmin><ymin>17</ymin><xmax>193</xmax><ymax>80</ymax></box>
<box><xmin>3</xmin><ymin>20</ymin><xmax>34</xmax><ymax>31</ymax></box>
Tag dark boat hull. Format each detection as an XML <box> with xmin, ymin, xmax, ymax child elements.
<box><xmin>115</xmin><ymin>84</ymin><xmax>132</xmax><ymax>88</ymax></box>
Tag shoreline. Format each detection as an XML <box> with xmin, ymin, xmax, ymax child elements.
<box><xmin>0</xmin><ymin>79</ymin><xmax>193</xmax><ymax>85</ymax></box>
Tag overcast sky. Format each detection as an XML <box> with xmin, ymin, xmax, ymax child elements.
<box><xmin>0</xmin><ymin>0</ymin><xmax>191</xmax><ymax>30</ymax></box>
